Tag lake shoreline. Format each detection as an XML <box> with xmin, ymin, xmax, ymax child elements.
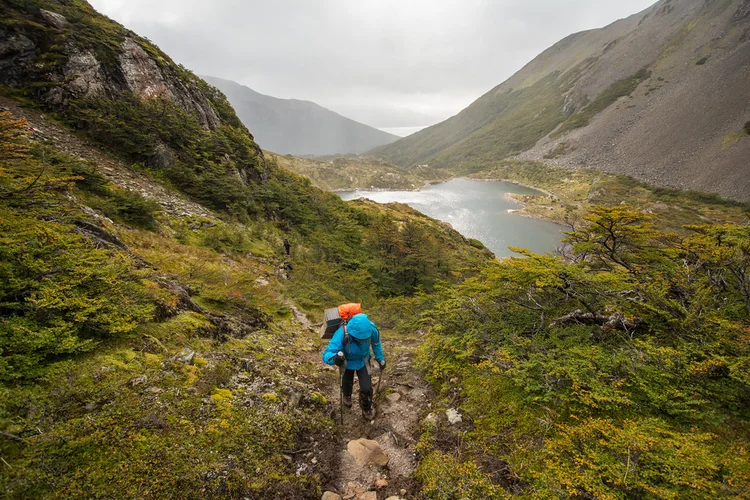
<box><xmin>337</xmin><ymin>176</ymin><xmax>563</xmax><ymax>226</ymax></box>
<box><xmin>338</xmin><ymin>178</ymin><xmax>565</xmax><ymax>257</ymax></box>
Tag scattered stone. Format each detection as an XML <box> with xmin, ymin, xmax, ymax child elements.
<box><xmin>255</xmin><ymin>276</ymin><xmax>270</xmax><ymax>286</ymax></box>
<box><xmin>282</xmin><ymin>455</ymin><xmax>292</xmax><ymax>462</ymax></box>
<box><xmin>375</xmin><ymin>477</ymin><xmax>389</xmax><ymax>488</ymax></box>
<box><xmin>424</xmin><ymin>412</ymin><xmax>438</xmax><ymax>425</ymax></box>
<box><xmin>174</xmin><ymin>349</ymin><xmax>196</xmax><ymax>365</ymax></box>
<box><xmin>385</xmin><ymin>497</ymin><xmax>405</xmax><ymax>500</ymax></box>
<box><xmin>39</xmin><ymin>9</ymin><xmax>70</xmax><ymax>29</ymax></box>
<box><xmin>347</xmin><ymin>439</ymin><xmax>388</xmax><ymax>466</ymax></box>
<box><xmin>145</xmin><ymin>386</ymin><xmax>163</xmax><ymax>394</ymax></box>
<box><xmin>385</xmin><ymin>392</ymin><xmax>401</xmax><ymax>403</ymax></box>
<box><xmin>446</xmin><ymin>408</ymin><xmax>463</xmax><ymax>425</ymax></box>
<box><xmin>130</xmin><ymin>375</ymin><xmax>147</xmax><ymax>387</ymax></box>
<box><xmin>311</xmin><ymin>457</ymin><xmax>318</xmax><ymax>464</ymax></box>
<box><xmin>321</xmin><ymin>493</ymin><xmax>341</xmax><ymax>500</ymax></box>
<box><xmin>400</xmin><ymin>489</ymin><xmax>407</xmax><ymax>496</ymax></box>
<box><xmin>84</xmin><ymin>402</ymin><xmax>99</xmax><ymax>412</ymax></box>
<box><xmin>359</xmin><ymin>492</ymin><xmax>377</xmax><ymax>500</ymax></box>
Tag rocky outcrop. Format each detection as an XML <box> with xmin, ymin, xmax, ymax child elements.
<box><xmin>64</xmin><ymin>51</ymin><xmax>106</xmax><ymax>99</ymax></box>
<box><xmin>0</xmin><ymin>8</ymin><xmax>223</xmax><ymax>130</ymax></box>
<box><xmin>119</xmin><ymin>38</ymin><xmax>220</xmax><ymax>129</ymax></box>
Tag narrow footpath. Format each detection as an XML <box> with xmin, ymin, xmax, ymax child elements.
<box><xmin>317</xmin><ymin>333</ymin><xmax>430</xmax><ymax>500</ymax></box>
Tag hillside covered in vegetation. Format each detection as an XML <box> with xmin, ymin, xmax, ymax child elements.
<box><xmin>0</xmin><ymin>1</ymin><xmax>490</xmax><ymax>497</ymax></box>
<box><xmin>1</xmin><ymin>1</ymin><xmax>749</xmax><ymax>499</ymax></box>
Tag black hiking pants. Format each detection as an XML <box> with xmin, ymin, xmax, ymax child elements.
<box><xmin>342</xmin><ymin>365</ymin><xmax>373</xmax><ymax>411</ymax></box>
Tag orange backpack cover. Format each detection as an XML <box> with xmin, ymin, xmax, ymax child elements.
<box><xmin>338</xmin><ymin>303</ymin><xmax>362</xmax><ymax>321</ymax></box>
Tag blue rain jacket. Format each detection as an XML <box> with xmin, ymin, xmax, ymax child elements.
<box><xmin>322</xmin><ymin>313</ymin><xmax>384</xmax><ymax>370</ymax></box>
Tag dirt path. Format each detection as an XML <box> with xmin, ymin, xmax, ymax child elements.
<box><xmin>317</xmin><ymin>334</ymin><xmax>429</xmax><ymax>500</ymax></box>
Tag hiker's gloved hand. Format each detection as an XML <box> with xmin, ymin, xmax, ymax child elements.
<box><xmin>334</xmin><ymin>352</ymin><xmax>345</xmax><ymax>367</ymax></box>
<box><xmin>378</xmin><ymin>359</ymin><xmax>386</xmax><ymax>370</ymax></box>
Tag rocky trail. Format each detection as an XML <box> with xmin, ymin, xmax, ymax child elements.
<box><xmin>315</xmin><ymin>334</ymin><xmax>430</xmax><ymax>500</ymax></box>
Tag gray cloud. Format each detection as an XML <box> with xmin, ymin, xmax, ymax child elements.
<box><xmin>90</xmin><ymin>0</ymin><xmax>657</xmax><ymax>129</ymax></box>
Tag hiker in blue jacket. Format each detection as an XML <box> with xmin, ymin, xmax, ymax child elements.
<box><xmin>322</xmin><ymin>313</ymin><xmax>385</xmax><ymax>420</ymax></box>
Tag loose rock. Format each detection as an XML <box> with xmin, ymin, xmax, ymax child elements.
<box><xmin>346</xmin><ymin>439</ymin><xmax>388</xmax><ymax>466</ymax></box>
<box><xmin>424</xmin><ymin>412</ymin><xmax>438</xmax><ymax>425</ymax></box>
<box><xmin>375</xmin><ymin>477</ymin><xmax>388</xmax><ymax>488</ymax></box>
<box><xmin>446</xmin><ymin>408</ymin><xmax>463</xmax><ymax>424</ymax></box>
<box><xmin>359</xmin><ymin>492</ymin><xmax>377</xmax><ymax>500</ymax></box>
<box><xmin>174</xmin><ymin>349</ymin><xmax>196</xmax><ymax>365</ymax></box>
<box><xmin>321</xmin><ymin>492</ymin><xmax>342</xmax><ymax>500</ymax></box>
<box><xmin>385</xmin><ymin>392</ymin><xmax>401</xmax><ymax>403</ymax></box>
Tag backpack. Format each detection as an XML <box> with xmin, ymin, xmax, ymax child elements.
<box><xmin>321</xmin><ymin>303</ymin><xmax>362</xmax><ymax>339</ymax></box>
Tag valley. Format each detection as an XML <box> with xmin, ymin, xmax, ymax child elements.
<box><xmin>1</xmin><ymin>1</ymin><xmax>749</xmax><ymax>499</ymax></box>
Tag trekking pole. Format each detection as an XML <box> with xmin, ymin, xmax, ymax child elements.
<box><xmin>338</xmin><ymin>351</ymin><xmax>347</xmax><ymax>426</ymax></box>
<box><xmin>339</xmin><ymin>365</ymin><xmax>344</xmax><ymax>426</ymax></box>
<box><xmin>375</xmin><ymin>362</ymin><xmax>383</xmax><ymax>399</ymax></box>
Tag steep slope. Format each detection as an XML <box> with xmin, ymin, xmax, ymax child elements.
<box><xmin>371</xmin><ymin>0</ymin><xmax>750</xmax><ymax>201</ymax></box>
<box><xmin>0</xmin><ymin>2</ymin><xmax>493</xmax><ymax>498</ymax></box>
<box><xmin>203</xmin><ymin>76</ymin><xmax>399</xmax><ymax>155</ymax></box>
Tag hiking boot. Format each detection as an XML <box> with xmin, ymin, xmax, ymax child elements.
<box><xmin>343</xmin><ymin>394</ymin><xmax>352</xmax><ymax>407</ymax></box>
<box><xmin>362</xmin><ymin>407</ymin><xmax>375</xmax><ymax>420</ymax></box>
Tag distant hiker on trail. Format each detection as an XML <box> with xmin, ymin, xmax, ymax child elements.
<box><xmin>322</xmin><ymin>310</ymin><xmax>385</xmax><ymax>420</ymax></box>
<box><xmin>283</xmin><ymin>239</ymin><xmax>291</xmax><ymax>256</ymax></box>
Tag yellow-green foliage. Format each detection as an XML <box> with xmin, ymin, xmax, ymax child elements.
<box><xmin>417</xmin><ymin>207</ymin><xmax>750</xmax><ymax>498</ymax></box>
<box><xmin>417</xmin><ymin>451</ymin><xmax>509</xmax><ymax>499</ymax></box>
<box><xmin>262</xmin><ymin>393</ymin><xmax>279</xmax><ymax>404</ymax></box>
<box><xmin>309</xmin><ymin>392</ymin><xmax>328</xmax><ymax>405</ymax></box>
<box><xmin>211</xmin><ymin>388</ymin><xmax>234</xmax><ymax>403</ymax></box>
<box><xmin>0</xmin><ymin>117</ymin><xmax>159</xmax><ymax>379</ymax></box>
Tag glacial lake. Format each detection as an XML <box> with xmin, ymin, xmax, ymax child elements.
<box><xmin>339</xmin><ymin>178</ymin><xmax>564</xmax><ymax>258</ymax></box>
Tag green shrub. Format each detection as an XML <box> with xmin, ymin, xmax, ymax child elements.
<box><xmin>417</xmin><ymin>209</ymin><xmax>750</xmax><ymax>498</ymax></box>
<box><xmin>0</xmin><ymin>214</ymin><xmax>156</xmax><ymax>380</ymax></box>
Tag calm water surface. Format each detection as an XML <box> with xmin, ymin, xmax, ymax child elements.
<box><xmin>339</xmin><ymin>178</ymin><xmax>564</xmax><ymax>258</ymax></box>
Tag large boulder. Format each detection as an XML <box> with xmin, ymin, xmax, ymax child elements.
<box><xmin>346</xmin><ymin>438</ymin><xmax>388</xmax><ymax>466</ymax></box>
<box><xmin>40</xmin><ymin>9</ymin><xmax>70</xmax><ymax>29</ymax></box>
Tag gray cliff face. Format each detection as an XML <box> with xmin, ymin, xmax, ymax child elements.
<box><xmin>118</xmin><ymin>37</ymin><xmax>221</xmax><ymax>130</ymax></box>
<box><xmin>0</xmin><ymin>8</ymin><xmax>221</xmax><ymax>131</ymax></box>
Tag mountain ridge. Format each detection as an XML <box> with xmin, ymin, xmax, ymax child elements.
<box><xmin>203</xmin><ymin>75</ymin><xmax>399</xmax><ymax>156</ymax></box>
<box><xmin>371</xmin><ymin>0</ymin><xmax>750</xmax><ymax>201</ymax></box>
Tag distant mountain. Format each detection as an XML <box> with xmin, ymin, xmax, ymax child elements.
<box><xmin>371</xmin><ymin>0</ymin><xmax>750</xmax><ymax>201</ymax></box>
<box><xmin>203</xmin><ymin>76</ymin><xmax>398</xmax><ymax>155</ymax></box>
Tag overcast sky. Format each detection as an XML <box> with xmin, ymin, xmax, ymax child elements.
<box><xmin>89</xmin><ymin>0</ymin><xmax>656</xmax><ymax>134</ymax></box>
